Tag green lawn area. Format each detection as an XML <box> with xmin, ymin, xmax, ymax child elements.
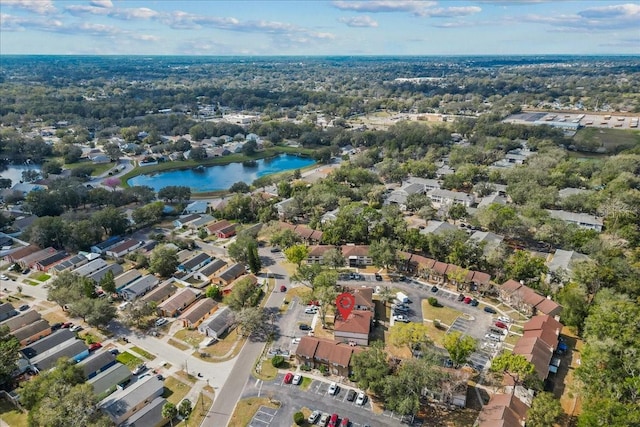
<box><xmin>29</xmin><ymin>272</ymin><xmax>50</xmax><ymax>282</ymax></box>
<box><xmin>254</xmin><ymin>357</ymin><xmax>277</xmax><ymax>381</ymax></box>
<box><xmin>504</xmin><ymin>333</ymin><xmax>521</xmax><ymax>346</ymax></box>
<box><xmin>163</xmin><ymin>377</ymin><xmax>190</xmax><ymax>405</ymax></box>
<box><xmin>573</xmin><ymin>127</ymin><xmax>640</xmax><ymax>153</ymax></box>
<box><xmin>64</xmin><ymin>160</ymin><xmax>115</xmax><ymax>176</ymax></box>
<box><xmin>421</xmin><ymin>300</ymin><xmax>464</xmax><ymax>326</ymax></box>
<box><xmin>115</xmin><ymin>351</ymin><xmax>143</xmax><ymax>369</ymax></box>
<box><xmin>299</xmin><ymin>375</ymin><xmax>313</xmax><ymax>390</ymax></box>
<box><xmin>130</xmin><ymin>346</ymin><xmax>156</xmax><ymax>360</ymax></box>
<box><xmin>228</xmin><ymin>397</ymin><xmax>279</xmax><ymax>427</ymax></box>
<box><xmin>0</xmin><ymin>399</ymin><xmax>27</xmax><ymax>427</ymax></box>
<box><xmin>198</xmin><ymin>329</ymin><xmax>241</xmax><ymax>359</ymax></box>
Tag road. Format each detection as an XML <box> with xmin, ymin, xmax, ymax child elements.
<box><xmin>204</xmin><ymin>249</ymin><xmax>290</xmax><ymax>427</ymax></box>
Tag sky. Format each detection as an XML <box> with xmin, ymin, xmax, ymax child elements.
<box><xmin>1</xmin><ymin>0</ymin><xmax>639</xmax><ymax>56</ymax></box>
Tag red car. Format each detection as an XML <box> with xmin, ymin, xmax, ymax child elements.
<box><xmin>463</xmin><ymin>297</ymin><xmax>472</xmax><ymax>304</ymax></box>
<box><xmin>494</xmin><ymin>321</ymin><xmax>507</xmax><ymax>329</ymax></box>
<box><xmin>328</xmin><ymin>413</ymin><xmax>339</xmax><ymax>427</ymax></box>
<box><xmin>280</xmin><ymin>285</ymin><xmax>287</xmax><ymax>292</ymax></box>
<box><xmin>89</xmin><ymin>342</ymin><xmax>102</xmax><ymax>352</ymax></box>
<box><xmin>283</xmin><ymin>372</ymin><xmax>293</xmax><ymax>384</ymax></box>
<box><xmin>61</xmin><ymin>322</ymin><xmax>72</xmax><ymax>329</ymax></box>
<box><xmin>340</xmin><ymin>418</ymin><xmax>350</xmax><ymax>426</ymax></box>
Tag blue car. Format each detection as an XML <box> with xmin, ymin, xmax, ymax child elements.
<box><xmin>484</xmin><ymin>306</ymin><xmax>497</xmax><ymax>314</ymax></box>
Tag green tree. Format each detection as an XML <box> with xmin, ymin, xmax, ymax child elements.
<box><xmin>247</xmin><ymin>241</ymin><xmax>262</xmax><ymax>274</ymax></box>
<box><xmin>383</xmin><ymin>357</ymin><xmax>440</xmax><ymax>416</ymax></box>
<box><xmin>162</xmin><ymin>402</ymin><xmax>178</xmax><ymax>427</ymax></box>
<box><xmin>99</xmin><ymin>269</ymin><xmax>116</xmax><ymax>294</ymax></box>
<box><xmin>149</xmin><ymin>245</ymin><xmax>179</xmax><ymax>277</ymax></box>
<box><xmin>225</xmin><ymin>277</ymin><xmax>261</xmax><ymax>311</ymax></box>
<box><xmin>291</xmin><ymin>262</ymin><xmax>324</xmax><ymax>289</ymax></box>
<box><xmin>313</xmin><ymin>283</ymin><xmax>338</xmax><ymax>327</ymax></box>
<box><xmin>504</xmin><ymin>250</ymin><xmax>548</xmax><ymax>288</ymax></box>
<box><xmin>85</xmin><ymin>298</ymin><xmax>117</xmax><ymax>328</ymax></box>
<box><xmin>351</xmin><ymin>343</ymin><xmax>391</xmax><ymax>396</ymax></box>
<box><xmin>227</xmin><ymin>232</ymin><xmax>258</xmax><ymax>264</ymax></box>
<box><xmin>0</xmin><ymin>326</ymin><xmax>20</xmax><ymax>386</ymax></box>
<box><xmin>284</xmin><ymin>244</ymin><xmax>310</xmax><ymax>267</ymax></box>
<box><xmin>389</xmin><ymin>322</ymin><xmax>433</xmax><ymax>353</ymax></box>
<box><xmin>121</xmin><ymin>300</ymin><xmax>155</xmax><ymax>329</ymax></box>
<box><xmin>490</xmin><ymin>353</ymin><xmax>537</xmax><ymax>391</ymax></box>
<box><xmin>368</xmin><ymin>237</ymin><xmax>398</xmax><ymax>269</ymax></box>
<box><xmin>443</xmin><ymin>331</ymin><xmax>477</xmax><ymax>367</ymax></box>
<box><xmin>205</xmin><ymin>285</ymin><xmax>221</xmax><ymax>300</ymax></box>
<box><xmin>294</xmin><ymin>411</ymin><xmax>305</xmax><ymax>426</ymax></box>
<box><xmin>556</xmin><ymin>282</ymin><xmax>588</xmax><ymax>332</ymax></box>
<box><xmin>527</xmin><ymin>392</ymin><xmax>563</xmax><ymax>427</ymax></box>
<box><xmin>448</xmin><ymin>203</ymin><xmax>468</xmax><ymax>223</ymax></box>
<box><xmin>26</xmin><ymin>216</ymin><xmax>70</xmax><ymax>249</ymax></box>
<box><xmin>233</xmin><ymin>307</ymin><xmax>268</xmax><ymax>337</ymax></box>
<box><xmin>178</xmin><ymin>399</ymin><xmax>192</xmax><ymax>419</ymax></box>
<box><xmin>20</xmin><ymin>358</ymin><xmax>86</xmax><ymax>410</ymax></box>
<box><xmin>269</xmin><ymin>227</ymin><xmax>301</xmax><ymax>249</ymax></box>
<box><xmin>92</xmin><ymin>206</ymin><xmax>129</xmax><ymax>236</ymax></box>
<box><xmin>321</xmin><ymin>247</ymin><xmax>345</xmax><ymax>269</ymax></box>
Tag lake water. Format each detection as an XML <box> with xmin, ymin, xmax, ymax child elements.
<box><xmin>0</xmin><ymin>164</ymin><xmax>42</xmax><ymax>186</ymax></box>
<box><xmin>127</xmin><ymin>154</ymin><xmax>315</xmax><ymax>192</ymax></box>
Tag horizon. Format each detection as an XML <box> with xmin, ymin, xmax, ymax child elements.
<box><xmin>2</xmin><ymin>1</ymin><xmax>639</xmax><ymax>56</ymax></box>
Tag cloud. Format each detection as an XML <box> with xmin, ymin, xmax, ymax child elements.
<box><xmin>2</xmin><ymin>0</ymin><xmax>56</xmax><ymax>15</ymax></box>
<box><xmin>90</xmin><ymin>0</ymin><xmax>113</xmax><ymax>8</ymax></box>
<box><xmin>332</xmin><ymin>1</ymin><xmax>436</xmax><ymax>15</ymax></box>
<box><xmin>338</xmin><ymin>15</ymin><xmax>379</xmax><ymax>27</ymax></box>
<box><xmin>65</xmin><ymin>4</ymin><xmax>160</xmax><ymax>21</ymax></box>
<box><xmin>578</xmin><ymin>3</ymin><xmax>640</xmax><ymax>19</ymax></box>
<box><xmin>425</xmin><ymin>6</ymin><xmax>481</xmax><ymax>18</ymax></box>
<box><xmin>519</xmin><ymin>3</ymin><xmax>640</xmax><ymax>31</ymax></box>
<box><xmin>432</xmin><ymin>21</ymin><xmax>470</xmax><ymax>28</ymax></box>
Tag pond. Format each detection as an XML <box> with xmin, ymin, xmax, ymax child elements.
<box><xmin>127</xmin><ymin>154</ymin><xmax>315</xmax><ymax>192</ymax></box>
<box><xmin>0</xmin><ymin>164</ymin><xmax>42</xmax><ymax>186</ymax></box>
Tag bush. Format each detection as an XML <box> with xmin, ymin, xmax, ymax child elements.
<box><xmin>300</xmin><ymin>364</ymin><xmax>311</xmax><ymax>372</ymax></box>
<box><xmin>293</xmin><ymin>411</ymin><xmax>305</xmax><ymax>426</ymax></box>
<box><xmin>428</xmin><ymin>297</ymin><xmax>439</xmax><ymax>307</ymax></box>
<box><xmin>271</xmin><ymin>355</ymin><xmax>285</xmax><ymax>368</ymax></box>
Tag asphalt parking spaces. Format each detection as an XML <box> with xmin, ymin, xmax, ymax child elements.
<box><xmin>448</xmin><ymin>317</ymin><xmax>470</xmax><ymax>334</ymax></box>
<box><xmin>249</xmin><ymin>406</ymin><xmax>278</xmax><ymax>427</ymax></box>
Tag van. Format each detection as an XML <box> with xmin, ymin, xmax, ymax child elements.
<box><xmin>396</xmin><ymin>292</ymin><xmax>410</xmax><ymax>304</ymax></box>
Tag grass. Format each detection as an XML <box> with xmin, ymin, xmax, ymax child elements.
<box><xmin>64</xmin><ymin>160</ymin><xmax>114</xmax><ymax>176</ymax></box>
<box><xmin>254</xmin><ymin>356</ymin><xmax>278</xmax><ymax>381</ymax></box>
<box><xmin>115</xmin><ymin>351</ymin><xmax>143</xmax><ymax>369</ymax></box>
<box><xmin>29</xmin><ymin>272</ymin><xmax>50</xmax><ymax>282</ymax></box>
<box><xmin>174</xmin><ymin>328</ymin><xmax>205</xmax><ymax>348</ymax></box>
<box><xmin>299</xmin><ymin>375</ymin><xmax>313</xmax><ymax>390</ymax></box>
<box><xmin>285</xmin><ymin>285</ymin><xmax>312</xmax><ymax>302</ymax></box>
<box><xmin>228</xmin><ymin>397</ymin><xmax>280</xmax><ymax>427</ymax></box>
<box><xmin>24</xmin><ymin>280</ymin><xmax>39</xmax><ymax>286</ymax></box>
<box><xmin>421</xmin><ymin>300</ymin><xmax>464</xmax><ymax>326</ymax></box>
<box><xmin>164</xmin><ymin>376</ymin><xmax>191</xmax><ymax>405</ymax></box>
<box><xmin>573</xmin><ymin>127</ymin><xmax>640</xmax><ymax>153</ymax></box>
<box><xmin>0</xmin><ymin>399</ymin><xmax>27</xmax><ymax>427</ymax></box>
<box><xmin>197</xmin><ymin>329</ymin><xmax>241</xmax><ymax>359</ymax></box>
<box><xmin>168</xmin><ymin>338</ymin><xmax>190</xmax><ymax>351</ymax></box>
<box><xmin>422</xmin><ymin>320</ymin><xmax>448</xmax><ymax>347</ymax></box>
<box><xmin>130</xmin><ymin>346</ymin><xmax>156</xmax><ymax>360</ymax></box>
<box><xmin>504</xmin><ymin>333</ymin><xmax>521</xmax><ymax>346</ymax></box>
<box><xmin>177</xmin><ymin>392</ymin><xmax>213</xmax><ymax>427</ymax></box>
<box><xmin>41</xmin><ymin>311</ymin><xmax>68</xmax><ymax>325</ymax></box>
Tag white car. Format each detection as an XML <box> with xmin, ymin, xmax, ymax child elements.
<box><xmin>393</xmin><ymin>315</ymin><xmax>410</xmax><ymax>323</ymax></box>
<box><xmin>70</xmin><ymin>325</ymin><xmax>83</xmax><ymax>332</ymax></box>
<box><xmin>497</xmin><ymin>316</ymin><xmax>511</xmax><ymax>324</ymax></box>
<box><xmin>0</xmin><ymin>275</ymin><xmax>8</xmax><ymax>280</ymax></box>
<box><xmin>308</xmin><ymin>410</ymin><xmax>321</xmax><ymax>424</ymax></box>
<box><xmin>485</xmin><ymin>333</ymin><xmax>501</xmax><ymax>342</ymax></box>
<box><xmin>292</xmin><ymin>337</ymin><xmax>301</xmax><ymax>345</ymax></box>
<box><xmin>328</xmin><ymin>382</ymin><xmax>339</xmax><ymax>395</ymax></box>
<box><xmin>356</xmin><ymin>391</ymin><xmax>367</xmax><ymax>405</ymax></box>
<box><xmin>304</xmin><ymin>307</ymin><xmax>318</xmax><ymax>314</ymax></box>
<box><xmin>292</xmin><ymin>374</ymin><xmax>302</xmax><ymax>385</ymax></box>
<box><xmin>155</xmin><ymin>318</ymin><xmax>169</xmax><ymax>327</ymax></box>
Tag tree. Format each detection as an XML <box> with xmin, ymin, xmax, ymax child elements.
<box><xmin>229</xmin><ymin>181</ymin><xmax>251</xmax><ymax>193</ymax></box>
<box><xmin>149</xmin><ymin>245</ymin><xmax>179</xmax><ymax>277</ymax></box>
<box><xmin>103</xmin><ymin>142</ymin><xmax>122</xmax><ymax>161</ymax></box>
<box><xmin>121</xmin><ymin>300</ymin><xmax>155</xmax><ymax>329</ymax></box>
<box><xmin>351</xmin><ymin>343</ymin><xmax>391</xmax><ymax>396</ymax></box>
<box><xmin>158</xmin><ymin>186</ymin><xmax>191</xmax><ymax>203</ymax></box>
<box><xmin>29</xmin><ymin>382</ymin><xmax>112</xmax><ymax>427</ymax></box>
<box><xmin>189</xmin><ymin>146</ymin><xmax>207</xmax><ymax>160</ymax></box>
<box><xmin>247</xmin><ymin>242</ymin><xmax>262</xmax><ymax>274</ymax></box>
<box><xmin>227</xmin><ymin>232</ymin><xmax>259</xmax><ymax>264</ymax></box>
<box><xmin>233</xmin><ymin>307</ymin><xmax>269</xmax><ymax>338</ymax></box>
<box><xmin>527</xmin><ymin>392</ymin><xmax>562</xmax><ymax>427</ymax></box>
<box><xmin>0</xmin><ymin>326</ymin><xmax>20</xmax><ymax>386</ymax></box>
<box><xmin>21</xmin><ymin>169</ymin><xmax>41</xmax><ymax>183</ymax></box>
<box><xmin>92</xmin><ymin>206</ymin><xmax>129</xmax><ymax>236</ymax></box>
<box><xmin>284</xmin><ymin>244</ymin><xmax>310</xmax><ymax>267</ymax></box>
<box><xmin>225</xmin><ymin>277</ymin><xmax>262</xmax><ymax>311</ymax></box>
<box><xmin>490</xmin><ymin>353</ymin><xmax>537</xmax><ymax>391</ymax></box>
<box><xmin>389</xmin><ymin>322</ymin><xmax>432</xmax><ymax>353</ymax></box>
<box><xmin>443</xmin><ymin>331</ymin><xmax>477</xmax><ymax>367</ymax></box>
<box><xmin>313</xmin><ymin>282</ymin><xmax>338</xmax><ymax>327</ymax></box>
<box><xmin>103</xmin><ymin>177</ymin><xmax>121</xmax><ymax>191</ymax></box>
<box><xmin>504</xmin><ymin>250</ymin><xmax>548</xmax><ymax>288</ymax></box>
<box><xmin>26</xmin><ymin>216</ymin><xmax>70</xmax><ymax>249</ymax></box>
<box><xmin>205</xmin><ymin>285</ymin><xmax>221</xmax><ymax>300</ymax></box>
<box><xmin>41</xmin><ymin>160</ymin><xmax>63</xmax><ymax>175</ymax></box>
<box><xmin>293</xmin><ymin>411</ymin><xmax>305</xmax><ymax>426</ymax></box>
<box><xmin>178</xmin><ymin>399</ymin><xmax>192</xmax><ymax>419</ymax></box>
<box><xmin>368</xmin><ymin>237</ymin><xmax>398</xmax><ymax>269</ymax></box>
<box><xmin>99</xmin><ymin>269</ymin><xmax>116</xmax><ymax>294</ymax></box>
<box><xmin>322</xmin><ymin>247</ymin><xmax>345</xmax><ymax>269</ymax></box>
<box><xmin>556</xmin><ymin>282</ymin><xmax>588</xmax><ymax>332</ymax></box>
<box><xmin>448</xmin><ymin>203</ymin><xmax>468</xmax><ymax>223</ymax></box>
<box><xmin>269</xmin><ymin>227</ymin><xmax>301</xmax><ymax>249</ymax></box>
<box><xmin>0</xmin><ymin>178</ymin><xmax>12</xmax><ymax>189</ymax></box>
<box><xmin>383</xmin><ymin>357</ymin><xmax>440</xmax><ymax>416</ymax></box>
<box><xmin>132</xmin><ymin>201</ymin><xmax>164</xmax><ymax>226</ymax></box>
<box><xmin>23</xmin><ymin>191</ymin><xmax>64</xmax><ymax>217</ymax></box>
<box><xmin>85</xmin><ymin>298</ymin><xmax>117</xmax><ymax>328</ymax></box>
<box><xmin>291</xmin><ymin>262</ymin><xmax>324</xmax><ymax>289</ymax></box>
<box><xmin>162</xmin><ymin>402</ymin><xmax>178</xmax><ymax>427</ymax></box>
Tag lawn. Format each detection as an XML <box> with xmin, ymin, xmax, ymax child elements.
<box><xmin>421</xmin><ymin>300</ymin><xmax>464</xmax><ymax>326</ymax></box>
<box><xmin>254</xmin><ymin>356</ymin><xmax>278</xmax><ymax>381</ymax></box>
<box><xmin>504</xmin><ymin>333</ymin><xmax>521</xmax><ymax>346</ymax></box>
<box><xmin>64</xmin><ymin>160</ymin><xmax>115</xmax><ymax>176</ymax></box>
<box><xmin>0</xmin><ymin>399</ymin><xmax>27</xmax><ymax>427</ymax></box>
<box><xmin>285</xmin><ymin>286</ymin><xmax>312</xmax><ymax>302</ymax></box>
<box><xmin>422</xmin><ymin>320</ymin><xmax>447</xmax><ymax>347</ymax></box>
<box><xmin>174</xmin><ymin>328</ymin><xmax>205</xmax><ymax>348</ymax></box>
<box><xmin>176</xmin><ymin>392</ymin><xmax>213</xmax><ymax>427</ymax></box>
<box><xmin>130</xmin><ymin>346</ymin><xmax>156</xmax><ymax>360</ymax></box>
<box><xmin>228</xmin><ymin>397</ymin><xmax>280</xmax><ymax>427</ymax></box>
<box><xmin>29</xmin><ymin>272</ymin><xmax>50</xmax><ymax>282</ymax></box>
<box><xmin>573</xmin><ymin>127</ymin><xmax>640</xmax><ymax>153</ymax></box>
<box><xmin>197</xmin><ymin>329</ymin><xmax>241</xmax><ymax>359</ymax></box>
<box><xmin>163</xmin><ymin>377</ymin><xmax>190</xmax><ymax>405</ymax></box>
<box><xmin>168</xmin><ymin>338</ymin><xmax>190</xmax><ymax>351</ymax></box>
<box><xmin>115</xmin><ymin>351</ymin><xmax>143</xmax><ymax>369</ymax></box>
<box><xmin>299</xmin><ymin>375</ymin><xmax>313</xmax><ymax>390</ymax></box>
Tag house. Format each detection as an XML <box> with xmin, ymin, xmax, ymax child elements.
<box><xmin>275</xmin><ymin>197</ymin><xmax>296</xmax><ymax>218</ymax></box>
<box><xmin>179</xmin><ymin>252</ymin><xmax>212</xmax><ymax>273</ymax></box>
<box><xmin>469</xmin><ymin>231</ymin><xmax>504</xmax><ymax>256</ymax></box>
<box><xmin>179</xmin><ymin>298</ymin><xmax>218</xmax><ymax>329</ymax></box>
<box><xmin>342</xmin><ymin>245</ymin><xmax>372</xmax><ymax>267</ymax></box>
<box><xmin>353</xmin><ymin>288</ymin><xmax>375</xmax><ymax>312</ymax></box>
<box><xmin>120</xmin><ymin>275</ymin><xmax>160</xmax><ymax>301</ymax></box>
<box><xmin>91</xmin><ymin>236</ymin><xmax>124</xmax><ymax>254</ymax></box>
<box><xmin>522</xmin><ymin>315</ymin><xmax>562</xmax><ymax>352</ymax></box>
<box><xmin>0</xmin><ymin>309</ymin><xmax>40</xmax><ymax>332</ymax></box>
<box><xmin>72</xmin><ymin>258</ymin><xmax>108</xmax><ymax>277</ymax></box>
<box><xmin>212</xmin><ymin>263</ymin><xmax>246</xmax><ymax>287</ymax></box>
<box><xmin>426</xmin><ymin>189</ymin><xmax>475</xmax><ymax>208</ymax></box>
<box><xmin>50</xmin><ymin>254</ymin><xmax>88</xmax><ymax>275</ymax></box>
<box><xmin>3</xmin><ymin>244</ymin><xmax>40</xmax><ymax>263</ymax></box>
<box><xmin>183</xmin><ymin>200</ymin><xmax>209</xmax><ymax>215</ymax></box>
<box><xmin>34</xmin><ymin>250</ymin><xmax>68</xmax><ymax>271</ymax></box>
<box><xmin>333</xmin><ymin>310</ymin><xmax>373</xmax><ymax>346</ymax></box>
<box><xmin>512</xmin><ymin>336</ymin><xmax>554</xmax><ymax>381</ymax></box>
<box><xmin>156</xmin><ymin>288</ymin><xmax>200</xmax><ymax>317</ymax></box>
<box><xmin>30</xmin><ymin>340</ymin><xmax>89</xmax><ymax>372</ymax></box>
<box><xmin>293</xmin><ymin>224</ymin><xmax>323</xmax><ymax>243</ymax></box>
<box><xmin>87</xmin><ymin>263</ymin><xmax>123</xmax><ymax>285</ymax></box>
<box><xmin>198</xmin><ymin>306</ymin><xmax>234</xmax><ymax>339</ymax></box>
<box><xmin>306</xmin><ymin>245</ymin><xmax>336</xmax><ymax>265</ymax></box>
<box><xmin>172</xmin><ymin>214</ymin><xmax>200</xmax><ymax>228</ymax></box>
<box><xmin>206</xmin><ymin>220</ymin><xmax>237</xmax><ymax>239</ymax></box>
<box><xmin>477</xmin><ymin>193</ymin><xmax>508</xmax><ymax>209</ymax></box>
<box><xmin>17</xmin><ymin>247</ymin><xmax>59</xmax><ymax>269</ymax></box>
<box><xmin>13</xmin><ymin>319</ymin><xmax>52</xmax><ymax>346</ymax></box>
<box><xmin>546</xmin><ymin>249</ymin><xmax>589</xmax><ymax>282</ymax></box>
<box><xmin>187</xmin><ymin>214</ymin><xmax>215</xmax><ymax>229</ymax></box>
<box><xmin>547</xmin><ymin>209</ymin><xmax>603</xmax><ymax>232</ymax></box>
<box><xmin>499</xmin><ymin>280</ymin><xmax>562</xmax><ymax>317</ymax></box>
<box><xmin>295</xmin><ymin>336</ymin><xmax>363</xmax><ymax>377</ymax></box>
<box><xmin>21</xmin><ymin>329</ymin><xmax>75</xmax><ymax>359</ymax></box>
<box><xmin>477</xmin><ymin>393</ymin><xmax>529</xmax><ymax>427</ymax></box>
<box><xmin>420</xmin><ymin>220</ymin><xmax>458</xmax><ymax>236</ymax></box>
<box><xmin>114</xmin><ymin>269</ymin><xmax>143</xmax><ymax>292</ymax></box>
<box><xmin>0</xmin><ymin>303</ymin><xmax>17</xmax><ymax>322</ymax></box>
<box><xmin>141</xmin><ymin>280</ymin><xmax>178</xmax><ymax>305</ymax></box>
<box><xmin>99</xmin><ymin>376</ymin><xmax>164</xmax><ymax>425</ymax></box>
<box><xmin>79</xmin><ymin>350</ymin><xmax>118</xmax><ymax>379</ymax></box>
<box><xmin>120</xmin><ymin>395</ymin><xmax>167</xmax><ymax>427</ymax></box>
<box><xmin>105</xmin><ymin>239</ymin><xmax>144</xmax><ymax>259</ymax></box>
<box><xmin>196</xmin><ymin>258</ymin><xmax>228</xmax><ymax>279</ymax></box>
<box><xmin>222</xmin><ymin>274</ymin><xmax>257</xmax><ymax>295</ymax></box>
<box><xmin>88</xmin><ymin>363</ymin><xmax>131</xmax><ymax>396</ymax></box>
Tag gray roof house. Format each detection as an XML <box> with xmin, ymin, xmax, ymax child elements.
<box><xmin>79</xmin><ymin>350</ymin><xmax>117</xmax><ymax>379</ymax></box>
<box><xmin>50</xmin><ymin>254</ymin><xmax>89</xmax><ymax>275</ymax></box>
<box><xmin>21</xmin><ymin>329</ymin><xmax>75</xmax><ymax>359</ymax></box>
<box><xmin>0</xmin><ymin>303</ymin><xmax>17</xmax><ymax>322</ymax></box>
<box><xmin>120</xmin><ymin>275</ymin><xmax>160</xmax><ymax>301</ymax></box>
<box><xmin>179</xmin><ymin>252</ymin><xmax>212</xmax><ymax>272</ymax></box>
<box><xmin>198</xmin><ymin>306</ymin><xmax>234</xmax><ymax>339</ymax></box>
<box><xmin>546</xmin><ymin>249</ymin><xmax>589</xmax><ymax>283</ymax></box>
<box><xmin>183</xmin><ymin>200</ymin><xmax>209</xmax><ymax>214</ymax></box>
<box><xmin>420</xmin><ymin>220</ymin><xmax>458</xmax><ymax>236</ymax></box>
<box><xmin>427</xmin><ymin>188</ymin><xmax>475</xmax><ymax>207</ymax></box>
<box><xmin>120</xmin><ymin>395</ymin><xmax>167</xmax><ymax>427</ymax></box>
<box><xmin>141</xmin><ymin>280</ymin><xmax>178</xmax><ymax>305</ymax></box>
<box><xmin>197</xmin><ymin>258</ymin><xmax>228</xmax><ymax>277</ymax></box>
<box><xmin>469</xmin><ymin>231</ymin><xmax>505</xmax><ymax>255</ymax></box>
<box><xmin>115</xmin><ymin>269</ymin><xmax>143</xmax><ymax>292</ymax></box>
<box><xmin>547</xmin><ymin>210</ymin><xmax>604</xmax><ymax>232</ymax></box>
<box><xmin>87</xmin><ymin>263</ymin><xmax>124</xmax><ymax>284</ymax></box>
<box><xmin>0</xmin><ymin>309</ymin><xmax>41</xmax><ymax>332</ymax></box>
<box><xmin>88</xmin><ymin>363</ymin><xmax>132</xmax><ymax>397</ymax></box>
<box><xmin>72</xmin><ymin>258</ymin><xmax>108</xmax><ymax>277</ymax></box>
<box><xmin>100</xmin><ymin>375</ymin><xmax>164</xmax><ymax>425</ymax></box>
<box><xmin>31</xmin><ymin>340</ymin><xmax>88</xmax><ymax>372</ymax></box>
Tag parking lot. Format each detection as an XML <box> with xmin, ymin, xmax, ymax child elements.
<box><xmin>249</xmin><ymin>406</ymin><xmax>278</xmax><ymax>427</ymax></box>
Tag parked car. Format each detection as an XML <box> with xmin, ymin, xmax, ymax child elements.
<box><xmin>270</xmin><ymin>247</ymin><xmax>281</xmax><ymax>253</ymax></box>
<box><xmin>349</xmin><ymin>272</ymin><xmax>361</xmax><ymax>280</ymax></box>
<box><xmin>51</xmin><ymin>322</ymin><xmax>63</xmax><ymax>331</ymax></box>
<box><xmin>484</xmin><ymin>306</ymin><xmax>497</xmax><ymax>314</ymax></box>
<box><xmin>393</xmin><ymin>315</ymin><xmax>410</xmax><ymax>323</ymax></box>
<box><xmin>292</xmin><ymin>337</ymin><xmax>301</xmax><ymax>345</ymax></box>
<box><xmin>470</xmin><ymin>299</ymin><xmax>479</xmax><ymax>306</ymax></box>
<box><xmin>305</xmin><ymin>306</ymin><xmax>319</xmax><ymax>314</ymax></box>
<box><xmin>346</xmin><ymin>389</ymin><xmax>356</xmax><ymax>401</ymax></box>
<box><xmin>19</xmin><ymin>304</ymin><xmax>29</xmax><ymax>311</ymax></box>
<box><xmin>494</xmin><ymin>321</ymin><xmax>508</xmax><ymax>329</ymax></box>
<box><xmin>132</xmin><ymin>363</ymin><xmax>147</xmax><ymax>375</ymax></box>
<box><xmin>89</xmin><ymin>342</ymin><xmax>102</xmax><ymax>352</ymax></box>
<box><xmin>497</xmin><ymin>316</ymin><xmax>511</xmax><ymax>324</ymax></box>
<box><xmin>284</xmin><ymin>372</ymin><xmax>293</xmax><ymax>384</ymax></box>
<box><xmin>356</xmin><ymin>391</ymin><xmax>367</xmax><ymax>405</ymax></box>
<box><xmin>328</xmin><ymin>413</ymin><xmax>339</xmax><ymax>427</ymax></box>
<box><xmin>155</xmin><ymin>317</ymin><xmax>168</xmax><ymax>327</ymax></box>
<box><xmin>318</xmin><ymin>413</ymin><xmax>330</xmax><ymax>426</ymax></box>
<box><xmin>22</xmin><ymin>269</ymin><xmax>30</xmax><ymax>275</ymax></box>
<box><xmin>374</xmin><ymin>273</ymin><xmax>382</xmax><ymax>281</ymax></box>
<box><xmin>109</xmin><ymin>348</ymin><xmax>119</xmax><ymax>355</ymax></box>
<box><xmin>340</xmin><ymin>418</ymin><xmax>349</xmax><ymax>426</ymax></box>
<box><xmin>485</xmin><ymin>333</ymin><xmax>501</xmax><ymax>342</ymax></box>
<box><xmin>308</xmin><ymin>410</ymin><xmax>321</xmax><ymax>424</ymax></box>
<box><xmin>463</xmin><ymin>297</ymin><xmax>472</xmax><ymax>304</ymax></box>
<box><xmin>61</xmin><ymin>322</ymin><xmax>72</xmax><ymax>329</ymax></box>
<box><xmin>457</xmin><ymin>293</ymin><xmax>465</xmax><ymax>302</ymax></box>
<box><xmin>292</xmin><ymin>374</ymin><xmax>302</xmax><ymax>385</ymax></box>
<box><xmin>0</xmin><ymin>274</ymin><xmax>8</xmax><ymax>280</ymax></box>
<box><xmin>70</xmin><ymin>325</ymin><xmax>83</xmax><ymax>332</ymax></box>
<box><xmin>299</xmin><ymin>324</ymin><xmax>312</xmax><ymax>331</ymax></box>
<box><xmin>280</xmin><ymin>285</ymin><xmax>287</xmax><ymax>292</ymax></box>
<box><xmin>328</xmin><ymin>382</ymin><xmax>339</xmax><ymax>395</ymax></box>
<box><xmin>431</xmin><ymin>285</ymin><xmax>438</xmax><ymax>293</ymax></box>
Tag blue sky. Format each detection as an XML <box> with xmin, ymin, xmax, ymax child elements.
<box><xmin>1</xmin><ymin>0</ymin><xmax>639</xmax><ymax>55</ymax></box>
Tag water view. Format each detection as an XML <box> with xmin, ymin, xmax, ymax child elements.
<box><xmin>127</xmin><ymin>154</ymin><xmax>315</xmax><ymax>192</ymax></box>
<box><xmin>0</xmin><ymin>164</ymin><xmax>42</xmax><ymax>186</ymax></box>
